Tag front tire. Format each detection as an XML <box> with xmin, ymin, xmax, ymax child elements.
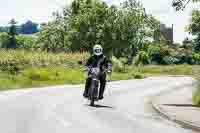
<box><xmin>90</xmin><ymin>99</ymin><xmax>95</xmax><ymax>106</ymax></box>
<box><xmin>89</xmin><ymin>80</ymin><xmax>98</xmax><ymax>106</ymax></box>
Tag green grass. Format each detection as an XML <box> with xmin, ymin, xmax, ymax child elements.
<box><xmin>0</xmin><ymin>66</ymin><xmax>145</xmax><ymax>90</ymax></box>
<box><xmin>0</xmin><ymin>64</ymin><xmax>196</xmax><ymax>91</ymax></box>
<box><xmin>193</xmin><ymin>85</ymin><xmax>200</xmax><ymax>105</ymax></box>
<box><xmin>133</xmin><ymin>65</ymin><xmax>193</xmax><ymax>76</ymax></box>
<box><xmin>0</xmin><ymin>67</ymin><xmax>85</xmax><ymax>90</ymax></box>
<box><xmin>2</xmin><ymin>64</ymin><xmax>193</xmax><ymax>88</ymax></box>
<box><xmin>191</xmin><ymin>66</ymin><xmax>200</xmax><ymax>105</ymax></box>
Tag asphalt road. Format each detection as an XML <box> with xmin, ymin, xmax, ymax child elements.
<box><xmin>0</xmin><ymin>76</ymin><xmax>197</xmax><ymax>133</ymax></box>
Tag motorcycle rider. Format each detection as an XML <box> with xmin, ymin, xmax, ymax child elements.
<box><xmin>83</xmin><ymin>44</ymin><xmax>112</xmax><ymax>100</ymax></box>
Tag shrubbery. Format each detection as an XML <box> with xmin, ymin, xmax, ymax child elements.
<box><xmin>148</xmin><ymin>45</ymin><xmax>162</xmax><ymax>64</ymax></box>
<box><xmin>0</xmin><ymin>32</ymin><xmax>9</xmax><ymax>48</ymax></box>
<box><xmin>134</xmin><ymin>51</ymin><xmax>150</xmax><ymax>66</ymax></box>
<box><xmin>192</xmin><ymin>53</ymin><xmax>200</xmax><ymax>64</ymax></box>
<box><xmin>162</xmin><ymin>56</ymin><xmax>179</xmax><ymax>65</ymax></box>
<box><xmin>111</xmin><ymin>56</ymin><xmax>124</xmax><ymax>73</ymax></box>
<box><xmin>0</xmin><ymin>49</ymin><xmax>89</xmax><ymax>73</ymax></box>
<box><xmin>146</xmin><ymin>43</ymin><xmax>195</xmax><ymax>65</ymax></box>
<box><xmin>16</xmin><ymin>35</ymin><xmax>37</xmax><ymax>49</ymax></box>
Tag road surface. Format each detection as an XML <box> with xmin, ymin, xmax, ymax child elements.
<box><xmin>0</xmin><ymin>76</ymin><xmax>197</xmax><ymax>133</ymax></box>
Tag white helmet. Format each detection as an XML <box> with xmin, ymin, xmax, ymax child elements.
<box><xmin>93</xmin><ymin>45</ymin><xmax>103</xmax><ymax>56</ymax></box>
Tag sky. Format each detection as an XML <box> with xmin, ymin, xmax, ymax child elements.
<box><xmin>0</xmin><ymin>0</ymin><xmax>199</xmax><ymax>43</ymax></box>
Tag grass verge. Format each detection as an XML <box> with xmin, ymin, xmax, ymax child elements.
<box><xmin>0</xmin><ymin>64</ymin><xmax>196</xmax><ymax>90</ymax></box>
<box><xmin>0</xmin><ymin>66</ymin><xmax>146</xmax><ymax>90</ymax></box>
<box><xmin>191</xmin><ymin>66</ymin><xmax>200</xmax><ymax>105</ymax></box>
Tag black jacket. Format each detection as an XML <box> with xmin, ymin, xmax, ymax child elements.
<box><xmin>86</xmin><ymin>55</ymin><xmax>112</xmax><ymax>71</ymax></box>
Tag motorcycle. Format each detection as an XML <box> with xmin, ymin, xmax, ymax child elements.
<box><xmin>86</xmin><ymin>67</ymin><xmax>111</xmax><ymax>106</ymax></box>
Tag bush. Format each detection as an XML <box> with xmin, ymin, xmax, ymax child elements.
<box><xmin>0</xmin><ymin>49</ymin><xmax>89</xmax><ymax>73</ymax></box>
<box><xmin>119</xmin><ymin>57</ymin><xmax>128</xmax><ymax>65</ymax></box>
<box><xmin>134</xmin><ymin>51</ymin><xmax>150</xmax><ymax>66</ymax></box>
<box><xmin>0</xmin><ymin>32</ymin><xmax>9</xmax><ymax>48</ymax></box>
<box><xmin>162</xmin><ymin>56</ymin><xmax>179</xmax><ymax>65</ymax></box>
<box><xmin>192</xmin><ymin>53</ymin><xmax>200</xmax><ymax>64</ymax></box>
<box><xmin>112</xmin><ymin>56</ymin><xmax>125</xmax><ymax>73</ymax></box>
<box><xmin>173</xmin><ymin>48</ymin><xmax>193</xmax><ymax>64</ymax></box>
<box><xmin>148</xmin><ymin>45</ymin><xmax>162</xmax><ymax>64</ymax></box>
<box><xmin>16</xmin><ymin>35</ymin><xmax>37</xmax><ymax>49</ymax></box>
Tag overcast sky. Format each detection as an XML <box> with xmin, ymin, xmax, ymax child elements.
<box><xmin>0</xmin><ymin>0</ymin><xmax>199</xmax><ymax>43</ymax></box>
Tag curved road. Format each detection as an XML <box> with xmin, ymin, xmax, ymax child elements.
<box><xmin>0</xmin><ymin>76</ymin><xmax>197</xmax><ymax>133</ymax></box>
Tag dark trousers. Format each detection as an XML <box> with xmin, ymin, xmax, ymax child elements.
<box><xmin>84</xmin><ymin>74</ymin><xmax>106</xmax><ymax>98</ymax></box>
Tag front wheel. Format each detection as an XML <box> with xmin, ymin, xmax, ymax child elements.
<box><xmin>90</xmin><ymin>99</ymin><xmax>95</xmax><ymax>106</ymax></box>
<box><xmin>89</xmin><ymin>80</ymin><xmax>99</xmax><ymax>106</ymax></box>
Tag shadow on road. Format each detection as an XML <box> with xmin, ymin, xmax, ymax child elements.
<box><xmin>85</xmin><ymin>104</ymin><xmax>114</xmax><ymax>109</ymax></box>
<box><xmin>163</xmin><ymin>104</ymin><xmax>200</xmax><ymax>108</ymax></box>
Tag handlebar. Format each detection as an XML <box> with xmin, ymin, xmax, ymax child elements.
<box><xmin>83</xmin><ymin>67</ymin><xmax>112</xmax><ymax>74</ymax></box>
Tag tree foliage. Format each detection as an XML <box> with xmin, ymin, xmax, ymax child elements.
<box><xmin>37</xmin><ymin>0</ymin><xmax>160</xmax><ymax>58</ymax></box>
<box><xmin>172</xmin><ymin>0</ymin><xmax>200</xmax><ymax>11</ymax></box>
<box><xmin>36</xmin><ymin>11</ymin><xmax>70</xmax><ymax>52</ymax></box>
<box><xmin>7</xmin><ymin>19</ymin><xmax>18</xmax><ymax>49</ymax></box>
<box><xmin>0</xmin><ymin>32</ymin><xmax>10</xmax><ymax>48</ymax></box>
<box><xmin>16</xmin><ymin>35</ymin><xmax>37</xmax><ymax>49</ymax></box>
<box><xmin>188</xmin><ymin>10</ymin><xmax>200</xmax><ymax>52</ymax></box>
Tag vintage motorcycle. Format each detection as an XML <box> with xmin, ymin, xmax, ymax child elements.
<box><xmin>86</xmin><ymin>67</ymin><xmax>110</xmax><ymax>106</ymax></box>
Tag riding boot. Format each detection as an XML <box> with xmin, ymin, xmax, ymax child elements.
<box><xmin>99</xmin><ymin>76</ymin><xmax>106</xmax><ymax>100</ymax></box>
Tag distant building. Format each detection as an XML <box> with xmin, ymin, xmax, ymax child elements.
<box><xmin>154</xmin><ymin>23</ymin><xmax>174</xmax><ymax>45</ymax></box>
<box><xmin>20</xmin><ymin>20</ymin><xmax>39</xmax><ymax>34</ymax></box>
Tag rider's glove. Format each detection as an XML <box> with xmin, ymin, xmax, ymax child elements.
<box><xmin>85</xmin><ymin>66</ymin><xmax>91</xmax><ymax>72</ymax></box>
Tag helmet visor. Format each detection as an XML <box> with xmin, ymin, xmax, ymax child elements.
<box><xmin>94</xmin><ymin>49</ymin><xmax>102</xmax><ymax>54</ymax></box>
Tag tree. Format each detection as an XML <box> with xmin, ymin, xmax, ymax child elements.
<box><xmin>0</xmin><ymin>32</ymin><xmax>10</xmax><ymax>48</ymax></box>
<box><xmin>188</xmin><ymin>10</ymin><xmax>200</xmax><ymax>52</ymax></box>
<box><xmin>0</xmin><ymin>26</ymin><xmax>9</xmax><ymax>32</ymax></box>
<box><xmin>37</xmin><ymin>0</ymin><xmax>161</xmax><ymax>58</ymax></box>
<box><xmin>182</xmin><ymin>37</ymin><xmax>193</xmax><ymax>49</ymax></box>
<box><xmin>7</xmin><ymin>19</ymin><xmax>18</xmax><ymax>48</ymax></box>
<box><xmin>118</xmin><ymin>0</ymin><xmax>159</xmax><ymax>58</ymax></box>
<box><xmin>37</xmin><ymin>11</ymin><xmax>69</xmax><ymax>52</ymax></box>
<box><xmin>68</xmin><ymin>0</ymin><xmax>153</xmax><ymax>57</ymax></box>
<box><xmin>172</xmin><ymin>0</ymin><xmax>200</xmax><ymax>11</ymax></box>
